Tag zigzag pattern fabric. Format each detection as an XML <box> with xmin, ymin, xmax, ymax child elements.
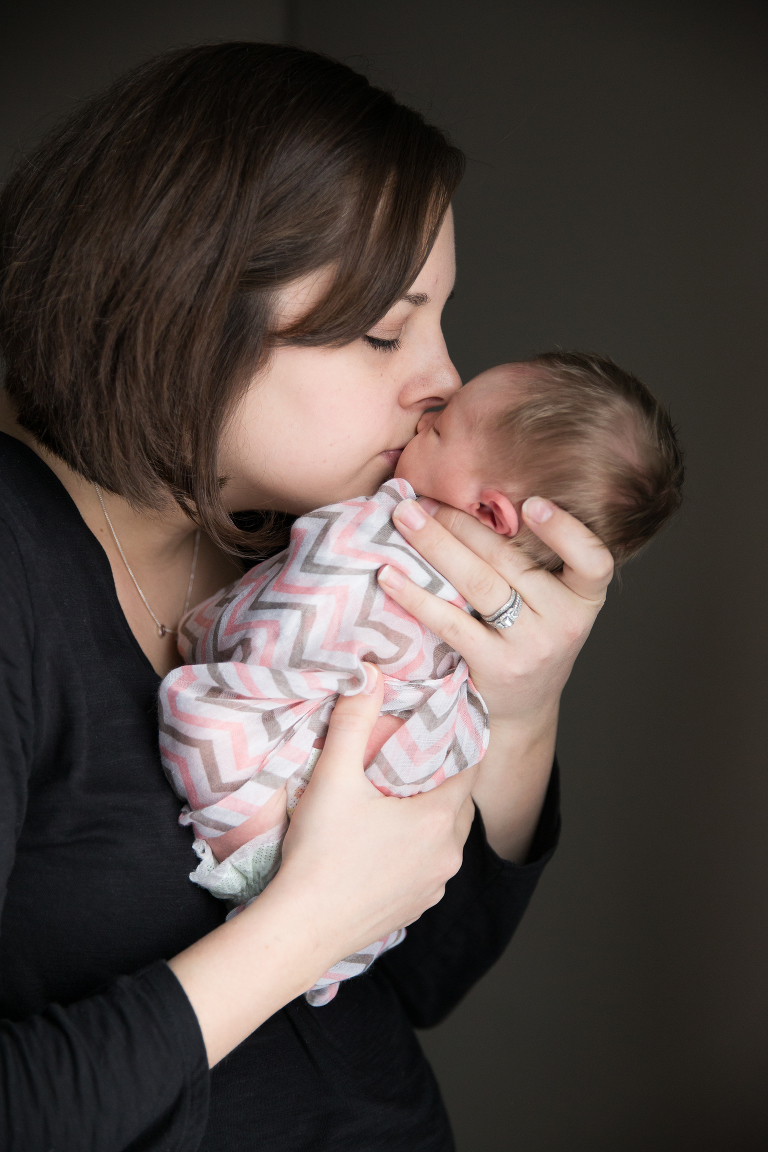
<box><xmin>159</xmin><ymin>478</ymin><xmax>489</xmax><ymax>1005</ymax></box>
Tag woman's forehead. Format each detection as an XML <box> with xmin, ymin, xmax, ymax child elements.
<box><xmin>406</xmin><ymin>210</ymin><xmax>456</xmax><ymax>297</ymax></box>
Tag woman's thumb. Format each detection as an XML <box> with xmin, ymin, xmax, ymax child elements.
<box><xmin>312</xmin><ymin>663</ymin><xmax>384</xmax><ymax>784</ymax></box>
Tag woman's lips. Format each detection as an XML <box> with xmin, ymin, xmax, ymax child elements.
<box><xmin>380</xmin><ymin>449</ymin><xmax>404</xmax><ymax>469</ymax></box>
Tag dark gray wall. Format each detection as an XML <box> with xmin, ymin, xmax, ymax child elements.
<box><xmin>0</xmin><ymin>0</ymin><xmax>285</xmax><ymax>179</ymax></box>
<box><xmin>291</xmin><ymin>5</ymin><xmax>768</xmax><ymax>1151</ymax></box>
<box><xmin>2</xmin><ymin>3</ymin><xmax>767</xmax><ymax>1149</ymax></box>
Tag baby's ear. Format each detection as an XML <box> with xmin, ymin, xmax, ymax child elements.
<box><xmin>472</xmin><ymin>490</ymin><xmax>519</xmax><ymax>536</ymax></box>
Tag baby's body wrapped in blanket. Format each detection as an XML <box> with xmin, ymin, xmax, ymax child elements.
<box><xmin>159</xmin><ymin>478</ymin><xmax>489</xmax><ymax>1004</ymax></box>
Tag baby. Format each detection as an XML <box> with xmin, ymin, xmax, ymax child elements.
<box><xmin>159</xmin><ymin>350</ymin><xmax>683</xmax><ymax>1005</ymax></box>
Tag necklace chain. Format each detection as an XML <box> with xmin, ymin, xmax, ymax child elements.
<box><xmin>95</xmin><ymin>484</ymin><xmax>201</xmax><ymax>639</ymax></box>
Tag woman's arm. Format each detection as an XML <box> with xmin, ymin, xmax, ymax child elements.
<box><xmin>381</xmin><ymin>766</ymin><xmax>561</xmax><ymax>1027</ymax></box>
<box><xmin>467</xmin><ymin>714</ymin><xmax>557</xmax><ymax>862</ymax></box>
<box><xmin>168</xmin><ymin>665</ymin><xmax>477</xmax><ymax>1065</ymax></box>
<box><xmin>379</xmin><ymin>495</ymin><xmax>613</xmax><ymax>861</ymax></box>
<box><xmin>0</xmin><ymin>962</ymin><xmax>211</xmax><ymax>1152</ymax></box>
<box><xmin>1</xmin><ymin>652</ymin><xmax>476</xmax><ymax>1149</ymax></box>
<box><xmin>0</xmin><ymin>523</ymin><xmax>212</xmax><ymax>1152</ymax></box>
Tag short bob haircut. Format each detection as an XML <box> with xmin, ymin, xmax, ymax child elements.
<box><xmin>0</xmin><ymin>43</ymin><xmax>464</xmax><ymax>549</ymax></box>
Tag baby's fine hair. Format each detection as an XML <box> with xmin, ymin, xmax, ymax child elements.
<box><xmin>489</xmin><ymin>351</ymin><xmax>684</xmax><ymax>571</ymax></box>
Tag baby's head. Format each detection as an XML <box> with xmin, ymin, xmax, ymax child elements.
<box><xmin>394</xmin><ymin>351</ymin><xmax>684</xmax><ymax>571</ymax></box>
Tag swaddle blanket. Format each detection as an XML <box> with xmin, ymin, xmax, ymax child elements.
<box><xmin>159</xmin><ymin>478</ymin><xmax>489</xmax><ymax>1005</ymax></box>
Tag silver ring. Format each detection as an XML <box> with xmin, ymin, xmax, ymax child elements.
<box><xmin>481</xmin><ymin>590</ymin><xmax>523</xmax><ymax>630</ymax></box>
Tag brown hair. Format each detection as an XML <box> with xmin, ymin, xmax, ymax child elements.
<box><xmin>0</xmin><ymin>43</ymin><xmax>463</xmax><ymax>549</ymax></box>
<box><xmin>486</xmin><ymin>351</ymin><xmax>684</xmax><ymax>571</ymax></box>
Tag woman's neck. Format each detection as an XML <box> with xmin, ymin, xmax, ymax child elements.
<box><xmin>0</xmin><ymin>393</ymin><xmax>242</xmax><ymax>676</ymax></box>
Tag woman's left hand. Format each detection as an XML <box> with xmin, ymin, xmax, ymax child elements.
<box><xmin>381</xmin><ymin>494</ymin><xmax>612</xmax><ymax>726</ymax></box>
<box><xmin>378</xmin><ymin>495</ymin><xmax>614</xmax><ymax>861</ymax></box>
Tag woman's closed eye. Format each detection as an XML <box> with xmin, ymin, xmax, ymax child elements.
<box><xmin>363</xmin><ymin>334</ymin><xmax>402</xmax><ymax>353</ymax></box>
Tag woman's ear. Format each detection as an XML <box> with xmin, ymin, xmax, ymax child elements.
<box><xmin>471</xmin><ymin>490</ymin><xmax>519</xmax><ymax>536</ymax></box>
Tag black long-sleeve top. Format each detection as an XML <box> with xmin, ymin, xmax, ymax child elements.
<box><xmin>0</xmin><ymin>431</ymin><xmax>560</xmax><ymax>1152</ymax></box>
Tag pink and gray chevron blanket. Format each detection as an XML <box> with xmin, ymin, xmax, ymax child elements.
<box><xmin>159</xmin><ymin>478</ymin><xmax>489</xmax><ymax>1005</ymax></box>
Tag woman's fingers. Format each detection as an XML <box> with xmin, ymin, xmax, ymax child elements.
<box><xmin>393</xmin><ymin>499</ymin><xmax>515</xmax><ymax>617</ymax></box>
<box><xmin>314</xmin><ymin>656</ymin><xmax>478</xmax><ymax>841</ymax></box>
<box><xmin>311</xmin><ymin>663</ymin><xmax>384</xmax><ymax>788</ymax></box>
<box><xmin>383</xmin><ymin>494</ymin><xmax>615</xmax><ymax>728</ymax></box>
<box><xmin>429</xmin><ymin>501</ymin><xmax>539</xmax><ymax>587</ymax></box>
<box><xmin>379</xmin><ymin>563</ymin><xmax>500</xmax><ymax>671</ymax></box>
<box><xmin>520</xmin><ymin>498</ymin><xmax>613</xmax><ymax>602</ymax></box>
<box><xmin>402</xmin><ymin>767</ymin><xmax>479</xmax><ymax>896</ymax></box>
<box><xmin>393</xmin><ymin>498</ymin><xmax>559</xmax><ymax>626</ymax></box>
<box><xmin>394</xmin><ymin>496</ymin><xmax>613</xmax><ymax>615</ymax></box>
<box><xmin>428</xmin><ymin>769</ymin><xmax>479</xmax><ymax>852</ymax></box>
<box><xmin>278</xmin><ymin>661</ymin><xmax>479</xmax><ymax>965</ymax></box>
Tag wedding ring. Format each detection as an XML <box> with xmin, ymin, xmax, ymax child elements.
<box><xmin>481</xmin><ymin>590</ymin><xmax>523</xmax><ymax>630</ymax></box>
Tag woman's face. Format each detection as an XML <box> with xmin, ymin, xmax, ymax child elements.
<box><xmin>219</xmin><ymin>210</ymin><xmax>460</xmax><ymax>514</ymax></box>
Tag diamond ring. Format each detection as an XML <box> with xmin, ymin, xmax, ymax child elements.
<box><xmin>481</xmin><ymin>590</ymin><xmax>523</xmax><ymax>630</ymax></box>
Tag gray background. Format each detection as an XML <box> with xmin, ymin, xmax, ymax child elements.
<box><xmin>0</xmin><ymin>0</ymin><xmax>285</xmax><ymax>177</ymax></box>
<box><xmin>2</xmin><ymin>3</ymin><xmax>767</xmax><ymax>1149</ymax></box>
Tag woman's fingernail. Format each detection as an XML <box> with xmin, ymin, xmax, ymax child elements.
<box><xmin>378</xmin><ymin>564</ymin><xmax>405</xmax><ymax>591</ymax></box>
<box><xmin>362</xmin><ymin>663</ymin><xmax>380</xmax><ymax>694</ymax></box>
<box><xmin>418</xmin><ymin>497</ymin><xmax>441</xmax><ymax>517</ymax></box>
<box><xmin>395</xmin><ymin>499</ymin><xmax>427</xmax><ymax>531</ymax></box>
<box><xmin>523</xmin><ymin>497</ymin><xmax>553</xmax><ymax>524</ymax></box>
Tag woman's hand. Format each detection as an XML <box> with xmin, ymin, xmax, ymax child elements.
<box><xmin>276</xmin><ymin>663</ymin><xmax>478</xmax><ymax>958</ymax></box>
<box><xmin>169</xmin><ymin>664</ymin><xmax>477</xmax><ymax>1066</ymax></box>
<box><xmin>378</xmin><ymin>496</ymin><xmax>613</xmax><ymax>861</ymax></box>
<box><xmin>381</xmin><ymin>495</ymin><xmax>611</xmax><ymax>726</ymax></box>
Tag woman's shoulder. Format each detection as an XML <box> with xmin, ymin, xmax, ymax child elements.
<box><xmin>0</xmin><ymin>432</ymin><xmax>115</xmax><ymax>595</ymax></box>
<box><xmin>0</xmin><ymin>431</ymin><xmax>137</xmax><ymax>680</ymax></box>
<box><xmin>0</xmin><ymin>435</ymin><xmax>50</xmax><ymax>614</ymax></box>
<box><xmin>0</xmin><ymin>432</ymin><xmax>85</xmax><ymax>543</ymax></box>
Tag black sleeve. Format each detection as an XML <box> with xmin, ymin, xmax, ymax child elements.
<box><xmin>0</xmin><ymin>962</ymin><xmax>209</xmax><ymax>1152</ymax></box>
<box><xmin>0</xmin><ymin>519</ymin><xmax>210</xmax><ymax>1152</ymax></box>
<box><xmin>379</xmin><ymin>761</ymin><xmax>561</xmax><ymax>1029</ymax></box>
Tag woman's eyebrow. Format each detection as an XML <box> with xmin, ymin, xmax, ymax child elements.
<box><xmin>398</xmin><ymin>286</ymin><xmax>454</xmax><ymax>307</ymax></box>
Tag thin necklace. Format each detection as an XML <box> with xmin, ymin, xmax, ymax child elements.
<box><xmin>95</xmin><ymin>483</ymin><xmax>201</xmax><ymax>638</ymax></box>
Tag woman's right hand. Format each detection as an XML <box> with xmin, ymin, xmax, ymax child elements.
<box><xmin>169</xmin><ymin>664</ymin><xmax>477</xmax><ymax>1066</ymax></box>
<box><xmin>277</xmin><ymin>663</ymin><xmax>478</xmax><ymax>956</ymax></box>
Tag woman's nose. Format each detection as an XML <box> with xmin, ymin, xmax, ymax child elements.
<box><xmin>404</xmin><ymin>337</ymin><xmax>462</xmax><ymax>409</ymax></box>
<box><xmin>432</xmin><ymin>352</ymin><xmax>462</xmax><ymax>402</ymax></box>
<box><xmin>431</xmin><ymin>330</ymin><xmax>462</xmax><ymax>400</ymax></box>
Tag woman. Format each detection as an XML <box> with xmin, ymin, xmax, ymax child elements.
<box><xmin>0</xmin><ymin>43</ymin><xmax>611</xmax><ymax>1151</ymax></box>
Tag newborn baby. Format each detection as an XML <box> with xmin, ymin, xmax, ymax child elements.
<box><xmin>159</xmin><ymin>350</ymin><xmax>683</xmax><ymax>1005</ymax></box>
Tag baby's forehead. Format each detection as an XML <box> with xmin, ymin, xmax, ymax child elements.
<box><xmin>467</xmin><ymin>362</ymin><xmax>529</xmax><ymax>390</ymax></box>
<box><xmin>459</xmin><ymin>363</ymin><xmax>531</xmax><ymax>413</ymax></box>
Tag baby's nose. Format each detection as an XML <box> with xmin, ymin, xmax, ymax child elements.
<box><xmin>415</xmin><ymin>408</ymin><xmax>443</xmax><ymax>434</ymax></box>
